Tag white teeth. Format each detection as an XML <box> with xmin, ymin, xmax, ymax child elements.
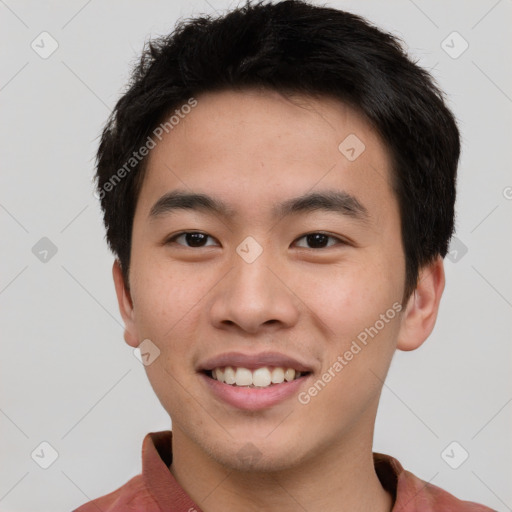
<box><xmin>271</xmin><ymin>367</ymin><xmax>285</xmax><ymax>384</ymax></box>
<box><xmin>210</xmin><ymin>366</ymin><xmax>305</xmax><ymax>387</ymax></box>
<box><xmin>253</xmin><ymin>367</ymin><xmax>272</xmax><ymax>387</ymax></box>
<box><xmin>235</xmin><ymin>367</ymin><xmax>253</xmax><ymax>386</ymax></box>
<box><xmin>223</xmin><ymin>366</ymin><xmax>236</xmax><ymax>385</ymax></box>
<box><xmin>284</xmin><ymin>368</ymin><xmax>296</xmax><ymax>382</ymax></box>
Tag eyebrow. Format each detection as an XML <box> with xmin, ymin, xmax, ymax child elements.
<box><xmin>149</xmin><ymin>189</ymin><xmax>369</xmax><ymax>222</ymax></box>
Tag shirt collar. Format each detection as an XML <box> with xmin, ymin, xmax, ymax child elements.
<box><xmin>142</xmin><ymin>430</ymin><xmax>199</xmax><ymax>511</ymax></box>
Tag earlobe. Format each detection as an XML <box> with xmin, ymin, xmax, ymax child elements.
<box><xmin>396</xmin><ymin>257</ymin><xmax>445</xmax><ymax>352</ymax></box>
<box><xmin>112</xmin><ymin>260</ymin><xmax>139</xmax><ymax>348</ymax></box>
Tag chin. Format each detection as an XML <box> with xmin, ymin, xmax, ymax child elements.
<box><xmin>209</xmin><ymin>437</ymin><xmax>308</xmax><ymax>473</ymax></box>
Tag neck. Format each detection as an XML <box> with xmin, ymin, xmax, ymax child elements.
<box><xmin>169</xmin><ymin>424</ymin><xmax>393</xmax><ymax>512</ymax></box>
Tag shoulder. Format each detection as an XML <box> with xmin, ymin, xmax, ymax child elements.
<box><xmin>72</xmin><ymin>474</ymin><xmax>160</xmax><ymax>512</ymax></box>
<box><xmin>374</xmin><ymin>453</ymin><xmax>496</xmax><ymax>512</ymax></box>
<box><xmin>398</xmin><ymin>467</ymin><xmax>497</xmax><ymax>511</ymax></box>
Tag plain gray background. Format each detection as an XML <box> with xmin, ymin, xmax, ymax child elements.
<box><xmin>1</xmin><ymin>1</ymin><xmax>511</xmax><ymax>510</ymax></box>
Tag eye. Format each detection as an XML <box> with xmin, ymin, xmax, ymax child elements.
<box><xmin>166</xmin><ymin>231</ymin><xmax>218</xmax><ymax>248</ymax></box>
<box><xmin>294</xmin><ymin>232</ymin><xmax>345</xmax><ymax>249</ymax></box>
<box><xmin>165</xmin><ymin>231</ymin><xmax>346</xmax><ymax>249</ymax></box>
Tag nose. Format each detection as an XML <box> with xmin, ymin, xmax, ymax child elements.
<box><xmin>209</xmin><ymin>249</ymin><xmax>300</xmax><ymax>335</ymax></box>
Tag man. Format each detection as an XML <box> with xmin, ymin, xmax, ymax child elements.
<box><xmin>75</xmin><ymin>1</ymin><xmax>495</xmax><ymax>510</ymax></box>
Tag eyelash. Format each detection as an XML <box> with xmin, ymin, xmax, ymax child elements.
<box><xmin>165</xmin><ymin>231</ymin><xmax>347</xmax><ymax>249</ymax></box>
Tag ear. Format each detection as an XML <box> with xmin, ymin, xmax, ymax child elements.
<box><xmin>112</xmin><ymin>260</ymin><xmax>139</xmax><ymax>348</ymax></box>
<box><xmin>397</xmin><ymin>256</ymin><xmax>445</xmax><ymax>351</ymax></box>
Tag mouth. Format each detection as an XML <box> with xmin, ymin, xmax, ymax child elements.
<box><xmin>202</xmin><ymin>366</ymin><xmax>310</xmax><ymax>388</ymax></box>
<box><xmin>197</xmin><ymin>352</ymin><xmax>313</xmax><ymax>410</ymax></box>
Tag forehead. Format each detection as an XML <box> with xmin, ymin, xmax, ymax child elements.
<box><xmin>137</xmin><ymin>89</ymin><xmax>396</xmax><ymax>223</ymax></box>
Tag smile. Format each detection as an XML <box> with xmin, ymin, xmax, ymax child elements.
<box><xmin>197</xmin><ymin>351</ymin><xmax>314</xmax><ymax>410</ymax></box>
<box><xmin>205</xmin><ymin>366</ymin><xmax>307</xmax><ymax>388</ymax></box>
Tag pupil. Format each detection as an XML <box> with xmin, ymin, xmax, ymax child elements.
<box><xmin>307</xmin><ymin>233</ymin><xmax>328</xmax><ymax>248</ymax></box>
<box><xmin>187</xmin><ymin>233</ymin><xmax>206</xmax><ymax>247</ymax></box>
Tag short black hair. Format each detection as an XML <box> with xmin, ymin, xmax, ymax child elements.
<box><xmin>95</xmin><ymin>0</ymin><xmax>460</xmax><ymax>300</ymax></box>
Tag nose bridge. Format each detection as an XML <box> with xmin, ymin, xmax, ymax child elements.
<box><xmin>231</xmin><ymin>238</ymin><xmax>280</xmax><ymax>307</ymax></box>
<box><xmin>209</xmin><ymin>238</ymin><xmax>299</xmax><ymax>332</ymax></box>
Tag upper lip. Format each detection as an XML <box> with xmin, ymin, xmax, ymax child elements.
<box><xmin>197</xmin><ymin>351</ymin><xmax>314</xmax><ymax>373</ymax></box>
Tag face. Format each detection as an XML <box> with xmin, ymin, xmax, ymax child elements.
<box><xmin>118</xmin><ymin>89</ymin><xmax>411</xmax><ymax>471</ymax></box>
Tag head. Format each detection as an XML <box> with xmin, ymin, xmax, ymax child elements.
<box><xmin>98</xmin><ymin>0</ymin><xmax>459</xmax><ymax>471</ymax></box>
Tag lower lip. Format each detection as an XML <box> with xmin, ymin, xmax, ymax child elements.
<box><xmin>200</xmin><ymin>373</ymin><xmax>310</xmax><ymax>411</ymax></box>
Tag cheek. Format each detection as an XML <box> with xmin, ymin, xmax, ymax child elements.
<box><xmin>129</xmin><ymin>258</ymin><xmax>205</xmax><ymax>342</ymax></box>
<box><xmin>295</xmin><ymin>260</ymin><xmax>402</xmax><ymax>407</ymax></box>
<box><xmin>295</xmin><ymin>259</ymin><xmax>401</xmax><ymax>340</ymax></box>
<box><xmin>298</xmin><ymin>282</ymin><xmax>401</xmax><ymax>426</ymax></box>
